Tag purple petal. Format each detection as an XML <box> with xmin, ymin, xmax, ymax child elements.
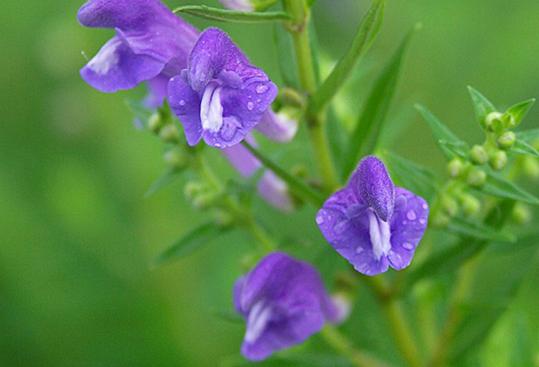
<box><xmin>388</xmin><ymin>188</ymin><xmax>429</xmax><ymax>270</ymax></box>
<box><xmin>255</xmin><ymin>110</ymin><xmax>298</xmax><ymax>142</ymax></box>
<box><xmin>219</xmin><ymin>0</ymin><xmax>254</xmax><ymax>11</ymax></box>
<box><xmin>351</xmin><ymin>156</ymin><xmax>395</xmax><ymax>222</ymax></box>
<box><xmin>257</xmin><ymin>171</ymin><xmax>294</xmax><ymax>212</ymax></box>
<box><xmin>168</xmin><ymin>75</ymin><xmax>203</xmax><ymax>146</ymax></box>
<box><xmin>144</xmin><ymin>74</ymin><xmax>169</xmax><ymax>108</ymax></box>
<box><xmin>221</xmin><ymin>140</ymin><xmax>260</xmax><ymax>177</ymax></box>
<box><xmin>78</xmin><ymin>0</ymin><xmax>198</xmax><ymax>93</ymax></box>
<box><xmin>316</xmin><ymin>188</ymin><xmax>389</xmax><ymax>276</ymax></box>
<box><xmin>80</xmin><ymin>36</ymin><xmax>165</xmax><ymax>93</ymax></box>
<box><xmin>235</xmin><ymin>252</ymin><xmax>337</xmax><ymax>360</ymax></box>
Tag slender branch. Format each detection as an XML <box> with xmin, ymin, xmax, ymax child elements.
<box><xmin>282</xmin><ymin>0</ymin><xmax>340</xmax><ymax>191</ymax></box>
<box><xmin>320</xmin><ymin>326</ymin><xmax>390</xmax><ymax>367</ymax></box>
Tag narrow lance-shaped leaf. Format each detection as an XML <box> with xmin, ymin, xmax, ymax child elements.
<box><xmin>511</xmin><ymin>139</ymin><xmax>539</xmax><ymax>158</ymax></box>
<box><xmin>242</xmin><ymin>141</ymin><xmax>325</xmax><ymax>206</ymax></box>
<box><xmin>505</xmin><ymin>98</ymin><xmax>535</xmax><ymax>127</ymax></box>
<box><xmin>447</xmin><ymin>216</ymin><xmax>515</xmax><ymax>243</ymax></box>
<box><xmin>415</xmin><ymin>104</ymin><xmax>469</xmax><ymax>159</ymax></box>
<box><xmin>516</xmin><ymin>128</ymin><xmax>539</xmax><ymax>143</ymax></box>
<box><xmin>144</xmin><ymin>169</ymin><xmax>182</xmax><ymax>198</ymax></box>
<box><xmin>173</xmin><ymin>5</ymin><xmax>290</xmax><ymax>23</ymax></box>
<box><xmin>481</xmin><ymin>171</ymin><xmax>539</xmax><ymax>205</ymax></box>
<box><xmin>448</xmin><ymin>233</ymin><xmax>538</xmax><ymax>364</ymax></box>
<box><xmin>153</xmin><ymin>222</ymin><xmax>228</xmax><ymax>266</ymax></box>
<box><xmin>309</xmin><ymin>0</ymin><xmax>385</xmax><ymax>114</ymax></box>
<box><xmin>468</xmin><ymin>86</ymin><xmax>497</xmax><ymax>124</ymax></box>
<box><xmin>383</xmin><ymin>151</ymin><xmax>437</xmax><ymax>202</ymax></box>
<box><xmin>400</xmin><ymin>200</ymin><xmax>514</xmax><ymax>295</ymax></box>
<box><xmin>341</xmin><ymin>26</ymin><xmax>417</xmax><ymax>179</ymax></box>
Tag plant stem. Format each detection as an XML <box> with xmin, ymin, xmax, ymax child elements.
<box><xmin>282</xmin><ymin>0</ymin><xmax>340</xmax><ymax>191</ymax></box>
<box><xmin>367</xmin><ymin>277</ymin><xmax>422</xmax><ymax>367</ymax></box>
<box><xmin>193</xmin><ymin>154</ymin><xmax>276</xmax><ymax>254</ymax></box>
<box><xmin>320</xmin><ymin>326</ymin><xmax>390</xmax><ymax>367</ymax></box>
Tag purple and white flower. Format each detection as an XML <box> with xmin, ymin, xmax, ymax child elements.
<box><xmin>234</xmin><ymin>252</ymin><xmax>339</xmax><ymax>361</ymax></box>
<box><xmin>77</xmin><ymin>0</ymin><xmax>198</xmax><ymax>106</ymax></box>
<box><xmin>316</xmin><ymin>156</ymin><xmax>429</xmax><ymax>276</ymax></box>
<box><xmin>168</xmin><ymin>28</ymin><xmax>278</xmax><ymax>148</ymax></box>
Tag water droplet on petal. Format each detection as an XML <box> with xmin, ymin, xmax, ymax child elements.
<box><xmin>419</xmin><ymin>218</ymin><xmax>426</xmax><ymax>225</ymax></box>
<box><xmin>179</xmin><ymin>100</ymin><xmax>185</xmax><ymax>106</ymax></box>
<box><xmin>316</xmin><ymin>215</ymin><xmax>324</xmax><ymax>225</ymax></box>
<box><xmin>402</xmin><ymin>242</ymin><xmax>414</xmax><ymax>250</ymax></box>
<box><xmin>422</xmin><ymin>203</ymin><xmax>428</xmax><ymax>210</ymax></box>
<box><xmin>256</xmin><ymin>84</ymin><xmax>268</xmax><ymax>94</ymax></box>
<box><xmin>247</xmin><ymin>102</ymin><xmax>254</xmax><ymax>111</ymax></box>
<box><xmin>406</xmin><ymin>210</ymin><xmax>417</xmax><ymax>221</ymax></box>
<box><xmin>356</xmin><ymin>247</ymin><xmax>364</xmax><ymax>254</ymax></box>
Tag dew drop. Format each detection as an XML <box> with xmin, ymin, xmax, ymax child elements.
<box><xmin>247</xmin><ymin>101</ymin><xmax>254</xmax><ymax>111</ymax></box>
<box><xmin>179</xmin><ymin>99</ymin><xmax>185</xmax><ymax>106</ymax></box>
<box><xmin>255</xmin><ymin>84</ymin><xmax>268</xmax><ymax>94</ymax></box>
<box><xmin>402</xmin><ymin>242</ymin><xmax>414</xmax><ymax>250</ymax></box>
<box><xmin>419</xmin><ymin>218</ymin><xmax>426</xmax><ymax>225</ymax></box>
<box><xmin>406</xmin><ymin>210</ymin><xmax>417</xmax><ymax>221</ymax></box>
<box><xmin>422</xmin><ymin>203</ymin><xmax>428</xmax><ymax>210</ymax></box>
<box><xmin>356</xmin><ymin>247</ymin><xmax>364</xmax><ymax>254</ymax></box>
<box><xmin>316</xmin><ymin>215</ymin><xmax>324</xmax><ymax>225</ymax></box>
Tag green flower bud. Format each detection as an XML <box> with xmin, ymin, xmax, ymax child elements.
<box><xmin>148</xmin><ymin>112</ymin><xmax>163</xmax><ymax>134</ymax></box>
<box><xmin>512</xmin><ymin>203</ymin><xmax>531</xmax><ymax>225</ymax></box>
<box><xmin>184</xmin><ymin>181</ymin><xmax>203</xmax><ymax>200</ymax></box>
<box><xmin>484</xmin><ymin>111</ymin><xmax>504</xmax><ymax>132</ymax></box>
<box><xmin>192</xmin><ymin>193</ymin><xmax>217</xmax><ymax>210</ymax></box>
<box><xmin>432</xmin><ymin>212</ymin><xmax>450</xmax><ymax>227</ymax></box>
<box><xmin>460</xmin><ymin>194</ymin><xmax>480</xmax><ymax>216</ymax></box>
<box><xmin>496</xmin><ymin>131</ymin><xmax>516</xmax><ymax>150</ymax></box>
<box><xmin>470</xmin><ymin>145</ymin><xmax>488</xmax><ymax>165</ymax></box>
<box><xmin>447</xmin><ymin>158</ymin><xmax>464</xmax><ymax>178</ymax></box>
<box><xmin>441</xmin><ymin>195</ymin><xmax>459</xmax><ymax>217</ymax></box>
<box><xmin>489</xmin><ymin>150</ymin><xmax>507</xmax><ymax>171</ymax></box>
<box><xmin>523</xmin><ymin>156</ymin><xmax>539</xmax><ymax>178</ymax></box>
<box><xmin>213</xmin><ymin>210</ymin><xmax>234</xmax><ymax>228</ymax></box>
<box><xmin>164</xmin><ymin>148</ymin><xmax>188</xmax><ymax>170</ymax></box>
<box><xmin>466</xmin><ymin>167</ymin><xmax>487</xmax><ymax>187</ymax></box>
<box><xmin>159</xmin><ymin>124</ymin><xmax>180</xmax><ymax>143</ymax></box>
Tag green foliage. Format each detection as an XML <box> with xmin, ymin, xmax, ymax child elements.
<box><xmin>482</xmin><ymin>171</ymin><xmax>539</xmax><ymax>205</ymax></box>
<box><xmin>173</xmin><ymin>5</ymin><xmax>290</xmax><ymax>23</ymax></box>
<box><xmin>415</xmin><ymin>104</ymin><xmax>469</xmax><ymax>159</ymax></box>
<box><xmin>308</xmin><ymin>0</ymin><xmax>385</xmax><ymax>114</ymax></box>
<box><xmin>341</xmin><ymin>27</ymin><xmax>416</xmax><ymax>179</ymax></box>
<box><xmin>468</xmin><ymin>86</ymin><xmax>497</xmax><ymax>126</ymax></box>
<box><xmin>154</xmin><ymin>221</ymin><xmax>230</xmax><ymax>266</ymax></box>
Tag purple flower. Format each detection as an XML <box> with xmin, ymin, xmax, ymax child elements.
<box><xmin>219</xmin><ymin>0</ymin><xmax>254</xmax><ymax>11</ymax></box>
<box><xmin>78</xmin><ymin>0</ymin><xmax>198</xmax><ymax>105</ymax></box>
<box><xmin>222</xmin><ymin>138</ymin><xmax>294</xmax><ymax>212</ymax></box>
<box><xmin>255</xmin><ymin>110</ymin><xmax>298</xmax><ymax>143</ymax></box>
<box><xmin>168</xmin><ymin>28</ymin><xmax>278</xmax><ymax>148</ymax></box>
<box><xmin>234</xmin><ymin>252</ymin><xmax>339</xmax><ymax>361</ymax></box>
<box><xmin>316</xmin><ymin>156</ymin><xmax>429</xmax><ymax>276</ymax></box>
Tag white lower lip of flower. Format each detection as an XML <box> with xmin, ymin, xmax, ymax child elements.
<box><xmin>245</xmin><ymin>301</ymin><xmax>272</xmax><ymax>343</ymax></box>
<box><xmin>368</xmin><ymin>210</ymin><xmax>391</xmax><ymax>261</ymax></box>
<box><xmin>88</xmin><ymin>38</ymin><xmax>120</xmax><ymax>75</ymax></box>
<box><xmin>200</xmin><ymin>83</ymin><xmax>224</xmax><ymax>132</ymax></box>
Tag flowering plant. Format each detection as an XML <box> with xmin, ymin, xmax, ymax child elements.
<box><xmin>77</xmin><ymin>0</ymin><xmax>539</xmax><ymax>366</ymax></box>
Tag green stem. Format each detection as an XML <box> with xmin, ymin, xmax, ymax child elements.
<box><xmin>367</xmin><ymin>277</ymin><xmax>422</xmax><ymax>367</ymax></box>
<box><xmin>193</xmin><ymin>154</ymin><xmax>276</xmax><ymax>254</ymax></box>
<box><xmin>320</xmin><ymin>326</ymin><xmax>390</xmax><ymax>367</ymax></box>
<box><xmin>282</xmin><ymin>0</ymin><xmax>340</xmax><ymax>191</ymax></box>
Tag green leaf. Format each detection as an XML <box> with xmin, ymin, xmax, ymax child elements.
<box><xmin>447</xmin><ymin>217</ymin><xmax>515</xmax><ymax>243</ymax></box>
<box><xmin>415</xmin><ymin>104</ymin><xmax>469</xmax><ymax>158</ymax></box>
<box><xmin>481</xmin><ymin>171</ymin><xmax>539</xmax><ymax>205</ymax></box>
<box><xmin>505</xmin><ymin>98</ymin><xmax>535</xmax><ymax>127</ymax></box>
<box><xmin>309</xmin><ymin>0</ymin><xmax>385</xmax><ymax>114</ymax></box>
<box><xmin>242</xmin><ymin>142</ymin><xmax>325</xmax><ymax>206</ymax></box>
<box><xmin>512</xmin><ymin>139</ymin><xmax>539</xmax><ymax>157</ymax></box>
<box><xmin>341</xmin><ymin>27</ymin><xmax>416</xmax><ymax>179</ymax></box>
<box><xmin>173</xmin><ymin>5</ymin><xmax>290</xmax><ymax>23</ymax></box>
<box><xmin>383</xmin><ymin>151</ymin><xmax>437</xmax><ymax>201</ymax></box>
<box><xmin>273</xmin><ymin>24</ymin><xmax>299</xmax><ymax>88</ymax></box>
<box><xmin>516</xmin><ymin>128</ymin><xmax>539</xmax><ymax>143</ymax></box>
<box><xmin>153</xmin><ymin>222</ymin><xmax>227</xmax><ymax>266</ymax></box>
<box><xmin>212</xmin><ymin>309</ymin><xmax>244</xmax><ymax>324</ymax></box>
<box><xmin>448</xmin><ymin>234</ymin><xmax>538</xmax><ymax>363</ymax></box>
<box><xmin>401</xmin><ymin>200</ymin><xmax>514</xmax><ymax>294</ymax></box>
<box><xmin>144</xmin><ymin>169</ymin><xmax>181</xmax><ymax>198</ymax></box>
<box><xmin>467</xmin><ymin>86</ymin><xmax>497</xmax><ymax>124</ymax></box>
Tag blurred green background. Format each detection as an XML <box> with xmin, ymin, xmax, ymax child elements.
<box><xmin>1</xmin><ymin>0</ymin><xmax>538</xmax><ymax>366</ymax></box>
